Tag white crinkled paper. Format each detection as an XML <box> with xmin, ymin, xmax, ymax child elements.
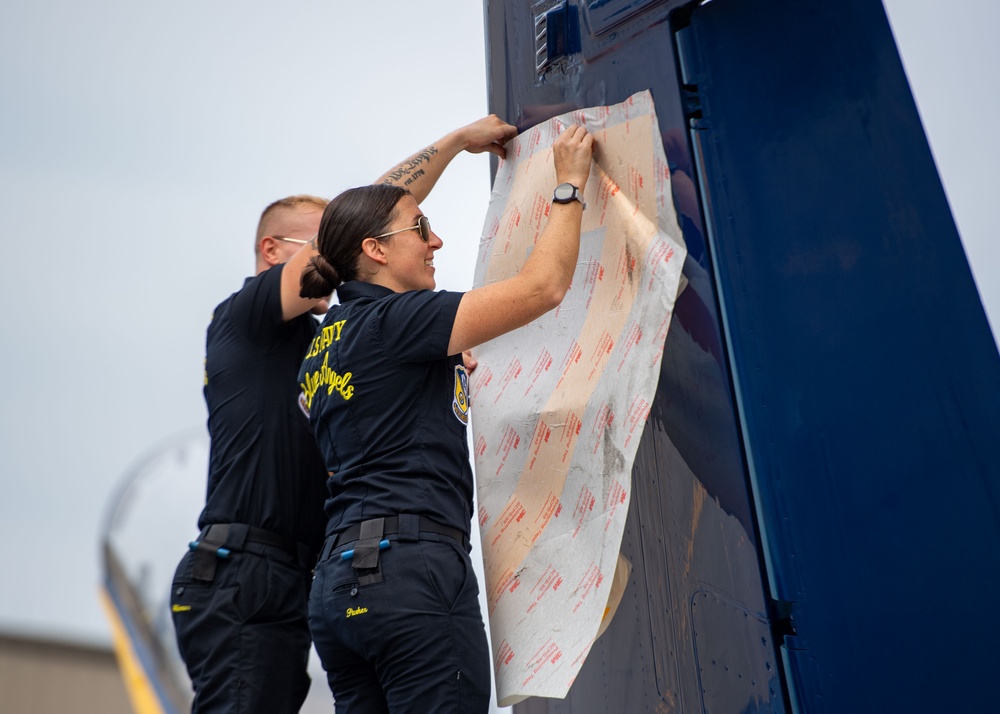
<box><xmin>471</xmin><ymin>90</ymin><xmax>687</xmax><ymax>705</ymax></box>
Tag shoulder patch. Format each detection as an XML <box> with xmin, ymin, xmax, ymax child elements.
<box><xmin>452</xmin><ymin>364</ymin><xmax>470</xmax><ymax>426</ymax></box>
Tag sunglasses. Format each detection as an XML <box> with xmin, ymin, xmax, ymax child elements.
<box><xmin>372</xmin><ymin>215</ymin><xmax>431</xmax><ymax>243</ymax></box>
<box><xmin>272</xmin><ymin>234</ymin><xmax>315</xmax><ymax>245</ymax></box>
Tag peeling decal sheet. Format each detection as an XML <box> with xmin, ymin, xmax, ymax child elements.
<box><xmin>471</xmin><ymin>91</ymin><xmax>687</xmax><ymax>705</ymax></box>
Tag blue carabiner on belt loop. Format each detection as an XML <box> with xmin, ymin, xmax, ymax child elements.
<box><xmin>340</xmin><ymin>539</ymin><xmax>391</xmax><ymax>561</ymax></box>
<box><xmin>189</xmin><ymin>540</ymin><xmax>231</xmax><ymax>558</ymax></box>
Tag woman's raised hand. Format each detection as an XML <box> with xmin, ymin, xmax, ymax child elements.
<box><xmin>461</xmin><ymin>115</ymin><xmax>519</xmax><ymax>160</ymax></box>
<box><xmin>553</xmin><ymin>125</ymin><xmax>595</xmax><ymax>191</ymax></box>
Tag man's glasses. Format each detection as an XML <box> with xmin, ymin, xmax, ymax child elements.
<box><xmin>273</xmin><ymin>235</ymin><xmax>314</xmax><ymax>245</ymax></box>
<box><xmin>372</xmin><ymin>215</ymin><xmax>431</xmax><ymax>243</ymax></box>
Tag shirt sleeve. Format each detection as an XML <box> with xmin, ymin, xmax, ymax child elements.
<box><xmin>376</xmin><ymin>290</ymin><xmax>464</xmax><ymax>364</ymax></box>
<box><xmin>227</xmin><ymin>264</ymin><xmax>288</xmax><ymax>349</ymax></box>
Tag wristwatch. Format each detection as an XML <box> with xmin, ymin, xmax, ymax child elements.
<box><xmin>552</xmin><ymin>182</ymin><xmax>586</xmax><ymax>209</ymax></box>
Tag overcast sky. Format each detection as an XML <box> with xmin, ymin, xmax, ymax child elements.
<box><xmin>0</xmin><ymin>0</ymin><xmax>995</xmax><ymax>667</ymax></box>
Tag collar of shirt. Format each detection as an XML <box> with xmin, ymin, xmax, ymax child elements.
<box><xmin>337</xmin><ymin>281</ymin><xmax>395</xmax><ymax>303</ymax></box>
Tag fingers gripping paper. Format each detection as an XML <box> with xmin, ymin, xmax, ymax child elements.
<box><xmin>471</xmin><ymin>91</ymin><xmax>687</xmax><ymax>705</ymax></box>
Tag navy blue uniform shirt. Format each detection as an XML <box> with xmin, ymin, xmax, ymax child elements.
<box><xmin>201</xmin><ymin>264</ymin><xmax>329</xmax><ymax>554</ymax></box>
<box><xmin>297</xmin><ymin>281</ymin><xmax>473</xmax><ymax>539</ymax></box>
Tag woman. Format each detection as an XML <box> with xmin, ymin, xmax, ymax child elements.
<box><xmin>298</xmin><ymin>125</ymin><xmax>594</xmax><ymax>713</ymax></box>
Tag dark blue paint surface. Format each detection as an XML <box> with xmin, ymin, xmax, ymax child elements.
<box><xmin>684</xmin><ymin>0</ymin><xmax>1000</xmax><ymax>711</ymax></box>
<box><xmin>489</xmin><ymin>0</ymin><xmax>1000</xmax><ymax>712</ymax></box>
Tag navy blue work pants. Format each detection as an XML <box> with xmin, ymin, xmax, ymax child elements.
<box><xmin>309</xmin><ymin>536</ymin><xmax>491</xmax><ymax>713</ymax></box>
<box><xmin>170</xmin><ymin>544</ymin><xmax>312</xmax><ymax>713</ymax></box>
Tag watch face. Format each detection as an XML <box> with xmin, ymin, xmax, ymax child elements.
<box><xmin>554</xmin><ymin>184</ymin><xmax>575</xmax><ymax>201</ymax></box>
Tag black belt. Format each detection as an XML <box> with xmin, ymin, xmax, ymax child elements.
<box><xmin>201</xmin><ymin>523</ymin><xmax>297</xmax><ymax>552</ymax></box>
<box><xmin>319</xmin><ymin>514</ymin><xmax>468</xmax><ymax>563</ymax></box>
<box><xmin>193</xmin><ymin>523</ymin><xmax>313</xmax><ymax>568</ymax></box>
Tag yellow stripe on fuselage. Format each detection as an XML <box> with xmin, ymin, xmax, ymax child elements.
<box><xmin>99</xmin><ymin>588</ymin><xmax>168</xmax><ymax>714</ymax></box>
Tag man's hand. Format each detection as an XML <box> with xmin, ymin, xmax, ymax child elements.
<box><xmin>460</xmin><ymin>115</ymin><xmax>519</xmax><ymax>160</ymax></box>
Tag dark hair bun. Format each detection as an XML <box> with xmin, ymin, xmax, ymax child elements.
<box><xmin>300</xmin><ymin>255</ymin><xmax>341</xmax><ymax>298</ymax></box>
<box><xmin>313</xmin><ymin>254</ymin><xmax>340</xmax><ymax>284</ymax></box>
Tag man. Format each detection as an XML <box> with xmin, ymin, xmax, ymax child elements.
<box><xmin>169</xmin><ymin>114</ymin><xmax>518</xmax><ymax>713</ymax></box>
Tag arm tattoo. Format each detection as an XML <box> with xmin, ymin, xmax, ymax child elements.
<box><xmin>381</xmin><ymin>145</ymin><xmax>439</xmax><ymax>184</ymax></box>
<box><xmin>403</xmin><ymin>169</ymin><xmax>426</xmax><ymax>186</ymax></box>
